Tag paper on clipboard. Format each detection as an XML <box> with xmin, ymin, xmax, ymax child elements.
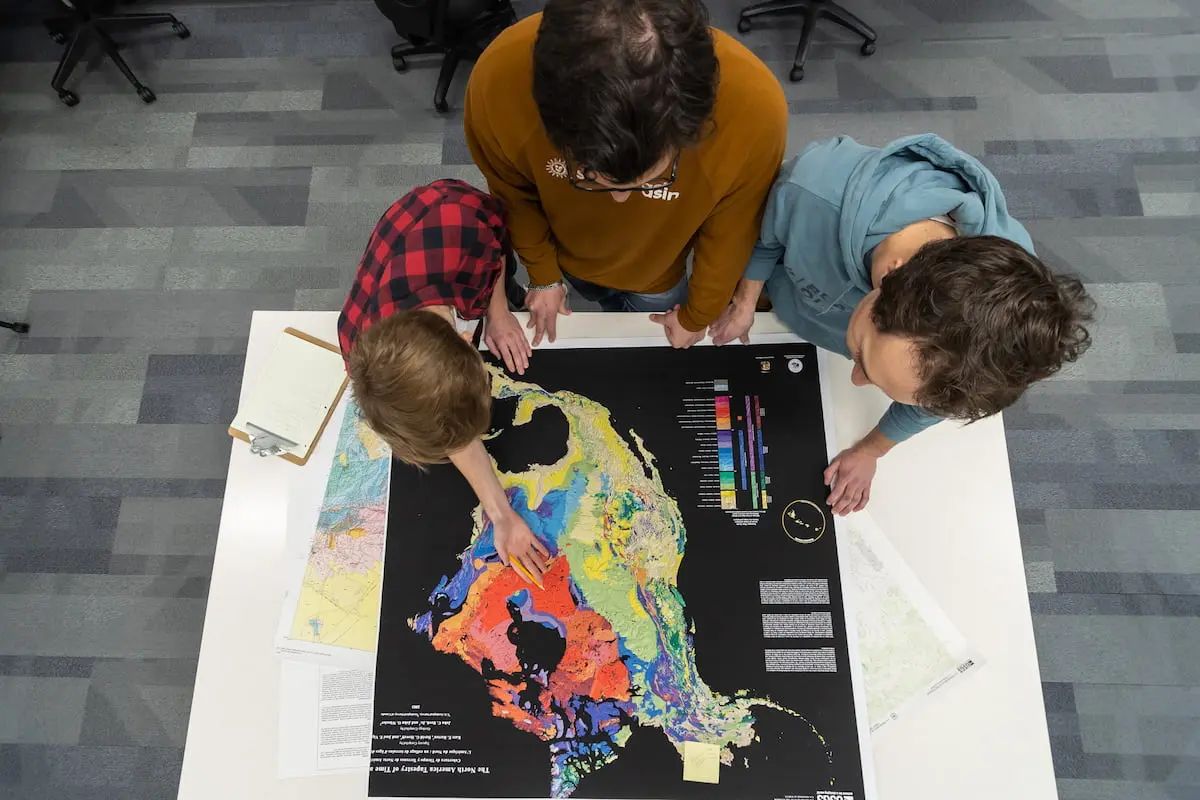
<box><xmin>230</xmin><ymin>327</ymin><xmax>348</xmax><ymax>465</ymax></box>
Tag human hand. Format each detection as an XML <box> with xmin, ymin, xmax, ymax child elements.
<box><xmin>823</xmin><ymin>443</ymin><xmax>879</xmax><ymax>516</ymax></box>
<box><xmin>708</xmin><ymin>300</ymin><xmax>755</xmax><ymax>346</ymax></box>
<box><xmin>493</xmin><ymin>510</ymin><xmax>550</xmax><ymax>584</ymax></box>
<box><xmin>485</xmin><ymin>309</ymin><xmax>532</xmax><ymax>375</ymax></box>
<box><xmin>525</xmin><ymin>284</ymin><xmax>571</xmax><ymax>347</ymax></box>
<box><xmin>649</xmin><ymin>305</ymin><xmax>706</xmax><ymax>349</ymax></box>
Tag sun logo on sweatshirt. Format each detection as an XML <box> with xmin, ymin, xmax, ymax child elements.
<box><xmin>545</xmin><ymin>157</ymin><xmax>569</xmax><ymax>180</ymax></box>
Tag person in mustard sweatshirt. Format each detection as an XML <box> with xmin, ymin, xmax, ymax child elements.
<box><xmin>464</xmin><ymin>0</ymin><xmax>788</xmax><ymax>349</ymax></box>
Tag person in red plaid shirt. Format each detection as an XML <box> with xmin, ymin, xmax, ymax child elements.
<box><xmin>340</xmin><ymin>179</ymin><xmax>548</xmax><ymax>585</ymax></box>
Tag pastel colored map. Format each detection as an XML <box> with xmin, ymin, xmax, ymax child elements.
<box><xmin>289</xmin><ymin>400</ymin><xmax>391</xmax><ymax>652</ymax></box>
<box><xmin>411</xmin><ymin>368</ymin><xmax>820</xmax><ymax>798</ymax></box>
<box><xmin>841</xmin><ymin>513</ymin><xmax>981</xmax><ymax>733</ymax></box>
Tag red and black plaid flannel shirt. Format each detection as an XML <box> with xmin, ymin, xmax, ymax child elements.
<box><xmin>338</xmin><ymin>179</ymin><xmax>508</xmax><ymax>359</ymax></box>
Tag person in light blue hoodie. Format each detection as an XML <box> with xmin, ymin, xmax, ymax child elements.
<box><xmin>709</xmin><ymin>134</ymin><xmax>1094</xmax><ymax>516</ymax></box>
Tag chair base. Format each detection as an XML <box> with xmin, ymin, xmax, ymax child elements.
<box><xmin>1</xmin><ymin>320</ymin><xmax>30</xmax><ymax>334</ymax></box>
<box><xmin>388</xmin><ymin>3</ymin><xmax>516</xmax><ymax>112</ymax></box>
<box><xmin>738</xmin><ymin>0</ymin><xmax>876</xmax><ymax>82</ymax></box>
<box><xmin>44</xmin><ymin>9</ymin><xmax>190</xmax><ymax>105</ymax></box>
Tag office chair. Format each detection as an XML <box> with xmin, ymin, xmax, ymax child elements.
<box><xmin>373</xmin><ymin>0</ymin><xmax>516</xmax><ymax>112</ymax></box>
<box><xmin>43</xmin><ymin>0</ymin><xmax>191</xmax><ymax>106</ymax></box>
<box><xmin>737</xmin><ymin>0</ymin><xmax>876</xmax><ymax>82</ymax></box>
<box><xmin>1</xmin><ymin>320</ymin><xmax>30</xmax><ymax>334</ymax></box>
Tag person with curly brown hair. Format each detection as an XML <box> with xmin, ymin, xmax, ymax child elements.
<box><xmin>709</xmin><ymin>134</ymin><xmax>1095</xmax><ymax>516</ymax></box>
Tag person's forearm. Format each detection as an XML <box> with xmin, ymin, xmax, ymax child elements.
<box><xmin>732</xmin><ymin>278</ymin><xmax>765</xmax><ymax>307</ymax></box>
<box><xmin>463</xmin><ymin>92</ymin><xmax>559</xmax><ymax>284</ymax></box>
<box><xmin>678</xmin><ymin>250</ymin><xmax>747</xmax><ymax>331</ymax></box>
<box><xmin>855</xmin><ymin>426</ymin><xmax>897</xmax><ymax>459</ymax></box>
<box><xmin>877</xmin><ymin>401</ymin><xmax>941</xmax><ymax>444</ymax></box>
<box><xmin>487</xmin><ymin>272</ymin><xmax>510</xmax><ymax>318</ymax></box>
<box><xmin>448</xmin><ymin>439</ymin><xmax>514</xmax><ymax>522</ymax></box>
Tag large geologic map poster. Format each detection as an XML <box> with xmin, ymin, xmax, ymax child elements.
<box><xmin>369</xmin><ymin>342</ymin><xmax>875</xmax><ymax>800</ymax></box>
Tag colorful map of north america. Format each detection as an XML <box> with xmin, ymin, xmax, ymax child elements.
<box><xmin>411</xmin><ymin>368</ymin><xmax>792</xmax><ymax>797</ymax></box>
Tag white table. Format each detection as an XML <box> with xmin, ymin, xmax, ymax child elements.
<box><xmin>178</xmin><ymin>310</ymin><xmax>1056</xmax><ymax>800</ymax></box>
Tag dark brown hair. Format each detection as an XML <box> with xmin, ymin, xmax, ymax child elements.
<box><xmin>871</xmin><ymin>235</ymin><xmax>1094</xmax><ymax>421</ymax></box>
<box><xmin>348</xmin><ymin>310</ymin><xmax>491</xmax><ymax>465</ymax></box>
<box><xmin>532</xmin><ymin>0</ymin><xmax>718</xmax><ymax>184</ymax></box>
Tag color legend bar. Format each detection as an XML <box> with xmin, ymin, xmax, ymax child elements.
<box><xmin>715</xmin><ymin>396</ymin><xmax>736</xmax><ymax>509</ymax></box>
<box><xmin>677</xmin><ymin>376</ymin><xmax>771</xmax><ymax>520</ymax></box>
<box><xmin>754</xmin><ymin>397</ymin><xmax>768</xmax><ymax>508</ymax></box>
<box><xmin>745</xmin><ymin>396</ymin><xmax>759</xmax><ymax>509</ymax></box>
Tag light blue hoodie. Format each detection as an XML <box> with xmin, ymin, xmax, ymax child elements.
<box><xmin>744</xmin><ymin>134</ymin><xmax>1035</xmax><ymax>443</ymax></box>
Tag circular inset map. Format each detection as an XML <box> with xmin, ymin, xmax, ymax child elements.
<box><xmin>781</xmin><ymin>499</ymin><xmax>826</xmax><ymax>544</ymax></box>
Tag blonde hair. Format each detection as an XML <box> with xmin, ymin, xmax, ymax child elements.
<box><xmin>348</xmin><ymin>310</ymin><xmax>491</xmax><ymax>465</ymax></box>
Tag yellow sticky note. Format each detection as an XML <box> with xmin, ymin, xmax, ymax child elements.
<box><xmin>682</xmin><ymin>741</ymin><xmax>721</xmax><ymax>784</ymax></box>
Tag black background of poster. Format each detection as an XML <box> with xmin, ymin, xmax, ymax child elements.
<box><xmin>369</xmin><ymin>343</ymin><xmax>868</xmax><ymax>800</ymax></box>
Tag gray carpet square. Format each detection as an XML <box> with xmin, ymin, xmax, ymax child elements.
<box><xmin>0</xmin><ymin>1</ymin><xmax>1197</xmax><ymax>798</ymax></box>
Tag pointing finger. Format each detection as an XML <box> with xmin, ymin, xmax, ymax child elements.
<box><xmin>530</xmin><ymin>313</ymin><xmax>546</xmax><ymax>347</ymax></box>
<box><xmin>518</xmin><ymin>553</ymin><xmax>546</xmax><ymax>579</ymax></box>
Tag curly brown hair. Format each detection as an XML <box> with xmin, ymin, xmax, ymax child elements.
<box><xmin>871</xmin><ymin>235</ymin><xmax>1095</xmax><ymax>421</ymax></box>
<box><xmin>533</xmin><ymin>0</ymin><xmax>718</xmax><ymax>185</ymax></box>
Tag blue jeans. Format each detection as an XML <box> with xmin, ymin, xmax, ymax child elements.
<box><xmin>562</xmin><ymin>271</ymin><xmax>689</xmax><ymax>313</ymax></box>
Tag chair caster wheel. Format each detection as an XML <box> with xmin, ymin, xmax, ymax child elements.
<box><xmin>50</xmin><ymin>31</ymin><xmax>67</xmax><ymax>44</ymax></box>
<box><xmin>138</xmin><ymin>86</ymin><xmax>156</xmax><ymax>103</ymax></box>
<box><xmin>789</xmin><ymin>65</ymin><xmax>804</xmax><ymax>82</ymax></box>
<box><xmin>737</xmin><ymin>16</ymin><xmax>751</xmax><ymax>33</ymax></box>
<box><xmin>861</xmin><ymin>40</ymin><xmax>876</xmax><ymax>56</ymax></box>
<box><xmin>392</xmin><ymin>56</ymin><xmax>408</xmax><ymax>73</ymax></box>
<box><xmin>434</xmin><ymin>98</ymin><xmax>449</xmax><ymax>113</ymax></box>
<box><xmin>174</xmin><ymin>22</ymin><xmax>190</xmax><ymax>39</ymax></box>
<box><xmin>58</xmin><ymin>89</ymin><xmax>79</xmax><ymax>106</ymax></box>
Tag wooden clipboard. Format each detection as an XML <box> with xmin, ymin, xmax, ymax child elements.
<box><xmin>228</xmin><ymin>327</ymin><xmax>349</xmax><ymax>466</ymax></box>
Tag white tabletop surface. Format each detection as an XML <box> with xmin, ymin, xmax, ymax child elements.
<box><xmin>178</xmin><ymin>310</ymin><xmax>1056</xmax><ymax>800</ymax></box>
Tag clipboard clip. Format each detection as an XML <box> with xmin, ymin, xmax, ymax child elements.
<box><xmin>244</xmin><ymin>422</ymin><xmax>298</xmax><ymax>458</ymax></box>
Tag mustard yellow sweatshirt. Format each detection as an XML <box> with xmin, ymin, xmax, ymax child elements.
<box><xmin>464</xmin><ymin>13</ymin><xmax>787</xmax><ymax>331</ymax></box>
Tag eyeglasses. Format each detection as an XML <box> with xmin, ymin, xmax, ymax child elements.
<box><xmin>565</xmin><ymin>153</ymin><xmax>679</xmax><ymax>193</ymax></box>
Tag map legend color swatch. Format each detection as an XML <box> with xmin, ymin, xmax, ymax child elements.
<box><xmin>679</xmin><ymin>378</ymin><xmax>771</xmax><ymax>523</ymax></box>
<box><xmin>715</xmin><ymin>395</ymin><xmax>736</xmax><ymax>509</ymax></box>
